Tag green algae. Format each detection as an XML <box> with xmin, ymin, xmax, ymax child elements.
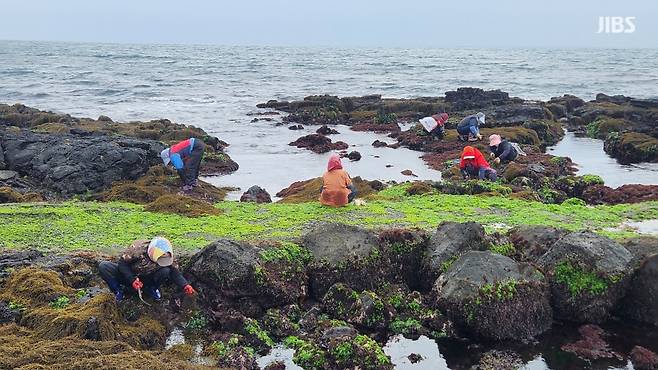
<box><xmin>0</xmin><ymin>186</ymin><xmax>656</xmax><ymax>251</ymax></box>
<box><xmin>554</xmin><ymin>261</ymin><xmax>609</xmax><ymax>296</ymax></box>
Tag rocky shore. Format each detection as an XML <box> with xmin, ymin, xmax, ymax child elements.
<box><xmin>1</xmin><ymin>222</ymin><xmax>658</xmax><ymax>369</ymax></box>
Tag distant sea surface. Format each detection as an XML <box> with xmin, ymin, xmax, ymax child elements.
<box><xmin>1</xmin><ymin>40</ymin><xmax>657</xmax><ymax>193</ymax></box>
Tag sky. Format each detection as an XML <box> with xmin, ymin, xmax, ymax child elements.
<box><xmin>0</xmin><ymin>0</ymin><xmax>656</xmax><ymax>48</ymax></box>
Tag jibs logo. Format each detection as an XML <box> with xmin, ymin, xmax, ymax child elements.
<box><xmin>597</xmin><ymin>16</ymin><xmax>636</xmax><ymax>33</ymax></box>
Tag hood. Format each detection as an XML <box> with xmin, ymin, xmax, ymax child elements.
<box><xmin>476</xmin><ymin>112</ymin><xmax>486</xmax><ymax>125</ymax></box>
<box><xmin>327</xmin><ymin>153</ymin><xmax>343</xmax><ymax>171</ymax></box>
<box><xmin>462</xmin><ymin>146</ymin><xmax>476</xmax><ymax>160</ymax></box>
<box><xmin>147</xmin><ymin>237</ymin><xmax>174</xmax><ymax>267</ymax></box>
<box><xmin>160</xmin><ymin>148</ymin><xmax>171</xmax><ymax>166</ymax></box>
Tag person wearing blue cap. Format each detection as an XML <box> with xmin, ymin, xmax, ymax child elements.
<box><xmin>98</xmin><ymin>237</ymin><xmax>196</xmax><ymax>302</ymax></box>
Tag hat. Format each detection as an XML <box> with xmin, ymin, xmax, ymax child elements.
<box><xmin>489</xmin><ymin>134</ymin><xmax>502</xmax><ymax>146</ymax></box>
<box><xmin>147</xmin><ymin>237</ymin><xmax>174</xmax><ymax>267</ymax></box>
<box><xmin>160</xmin><ymin>148</ymin><xmax>171</xmax><ymax>166</ymax></box>
<box><xmin>476</xmin><ymin>112</ymin><xmax>485</xmax><ymax>125</ymax></box>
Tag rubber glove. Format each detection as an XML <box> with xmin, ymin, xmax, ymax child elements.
<box><xmin>183</xmin><ymin>284</ymin><xmax>196</xmax><ymax>296</ymax></box>
<box><xmin>132</xmin><ymin>278</ymin><xmax>144</xmax><ymax>291</ymax></box>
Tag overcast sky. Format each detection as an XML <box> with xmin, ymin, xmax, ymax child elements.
<box><xmin>0</xmin><ymin>0</ymin><xmax>656</xmax><ymax>48</ymax></box>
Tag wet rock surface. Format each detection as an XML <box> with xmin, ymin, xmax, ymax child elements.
<box><xmin>434</xmin><ymin>251</ymin><xmax>552</xmax><ymax>340</ymax></box>
<box><xmin>289</xmin><ymin>133</ymin><xmax>349</xmax><ymax>154</ymax></box>
<box><xmin>562</xmin><ymin>324</ymin><xmax>620</xmax><ymax>360</ymax></box>
<box><xmin>537</xmin><ymin>231</ymin><xmax>633</xmax><ymax>323</ymax></box>
<box><xmin>631</xmin><ymin>346</ymin><xmax>658</xmax><ymax>370</ymax></box>
<box><xmin>240</xmin><ymin>185</ymin><xmax>272</xmax><ymax>203</ymax></box>
<box><xmin>619</xmin><ymin>252</ymin><xmax>658</xmax><ymax>326</ymax></box>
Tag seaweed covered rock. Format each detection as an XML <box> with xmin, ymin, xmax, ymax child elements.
<box><xmin>561</xmin><ymin>324</ymin><xmax>618</xmax><ymax>360</ymax></box>
<box><xmin>604</xmin><ymin>132</ymin><xmax>658</xmax><ymax>164</ymax></box>
<box><xmin>536</xmin><ymin>231</ymin><xmax>633</xmax><ymax>323</ymax></box>
<box><xmin>619</xmin><ymin>252</ymin><xmax>658</xmax><ymax>326</ymax></box>
<box><xmin>144</xmin><ymin>194</ymin><xmax>221</xmax><ymax>217</ymax></box>
<box><xmin>631</xmin><ymin>346</ymin><xmax>658</xmax><ymax>370</ymax></box>
<box><xmin>0</xmin><ymin>186</ymin><xmax>44</xmax><ymax>203</ymax></box>
<box><xmin>0</xmin><ymin>268</ymin><xmax>167</xmax><ymax>349</ymax></box>
<box><xmin>507</xmin><ymin>225</ymin><xmax>569</xmax><ymax>263</ymax></box>
<box><xmin>475</xmin><ymin>350</ymin><xmax>524</xmax><ymax>370</ymax></box>
<box><xmin>421</xmin><ymin>222</ymin><xmax>489</xmax><ymax>289</ymax></box>
<box><xmin>317</xmin><ymin>125</ymin><xmax>339</xmax><ymax>135</ymax></box>
<box><xmin>0</xmin><ymin>129</ymin><xmax>164</xmax><ymax>195</ymax></box>
<box><xmin>185</xmin><ymin>240</ymin><xmax>308</xmax><ymax>315</ymax></box>
<box><xmin>320</xmin><ymin>330</ymin><xmax>393</xmax><ymax>370</ymax></box>
<box><xmin>276</xmin><ymin>176</ymin><xmax>380</xmax><ymax>203</ymax></box>
<box><xmin>322</xmin><ymin>284</ymin><xmax>394</xmax><ymax>331</ymax></box>
<box><xmin>434</xmin><ymin>251</ymin><xmax>552</xmax><ymax>341</ymax></box>
<box><xmin>582</xmin><ymin>184</ymin><xmax>658</xmax><ymax>205</ymax></box>
<box><xmin>289</xmin><ymin>134</ymin><xmax>348</xmax><ymax>154</ymax></box>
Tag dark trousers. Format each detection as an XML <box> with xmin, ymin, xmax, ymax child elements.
<box><xmin>348</xmin><ymin>184</ymin><xmax>358</xmax><ymax>202</ymax></box>
<box><xmin>98</xmin><ymin>261</ymin><xmax>173</xmax><ymax>292</ymax></box>
<box><xmin>183</xmin><ymin>141</ymin><xmax>205</xmax><ymax>185</ymax></box>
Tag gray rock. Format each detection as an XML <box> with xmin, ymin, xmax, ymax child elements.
<box><xmin>239</xmin><ymin>185</ymin><xmax>272</xmax><ymax>203</ymax></box>
<box><xmin>302</xmin><ymin>223</ymin><xmax>378</xmax><ymax>264</ymax></box>
<box><xmin>537</xmin><ymin>231</ymin><xmax>633</xmax><ymax>323</ymax></box>
<box><xmin>619</xmin><ymin>240</ymin><xmax>658</xmax><ymax>326</ymax></box>
<box><xmin>508</xmin><ymin>225</ymin><xmax>569</xmax><ymax>263</ymax></box>
<box><xmin>422</xmin><ymin>221</ymin><xmax>489</xmax><ymax>288</ymax></box>
<box><xmin>0</xmin><ymin>170</ymin><xmax>17</xmax><ymax>181</ymax></box>
<box><xmin>434</xmin><ymin>251</ymin><xmax>552</xmax><ymax>340</ymax></box>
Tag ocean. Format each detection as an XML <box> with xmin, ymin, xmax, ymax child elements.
<box><xmin>1</xmin><ymin>40</ymin><xmax>657</xmax><ymax>195</ymax></box>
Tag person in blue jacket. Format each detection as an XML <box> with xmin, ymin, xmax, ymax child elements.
<box><xmin>160</xmin><ymin>138</ymin><xmax>205</xmax><ymax>192</ymax></box>
<box><xmin>457</xmin><ymin>112</ymin><xmax>485</xmax><ymax>142</ymax></box>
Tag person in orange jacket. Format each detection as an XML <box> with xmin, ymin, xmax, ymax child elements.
<box><xmin>319</xmin><ymin>154</ymin><xmax>357</xmax><ymax>207</ymax></box>
<box><xmin>98</xmin><ymin>237</ymin><xmax>196</xmax><ymax>302</ymax></box>
<box><xmin>459</xmin><ymin>146</ymin><xmax>497</xmax><ymax>181</ymax></box>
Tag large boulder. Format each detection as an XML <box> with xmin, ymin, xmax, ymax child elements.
<box><xmin>302</xmin><ymin>224</ymin><xmax>425</xmax><ymax>300</ymax></box>
<box><xmin>434</xmin><ymin>251</ymin><xmax>552</xmax><ymax>340</ymax></box>
<box><xmin>421</xmin><ymin>222</ymin><xmax>489</xmax><ymax>289</ymax></box>
<box><xmin>536</xmin><ymin>231</ymin><xmax>633</xmax><ymax>323</ymax></box>
<box><xmin>0</xmin><ymin>130</ymin><xmax>164</xmax><ymax>195</ymax></box>
<box><xmin>239</xmin><ymin>185</ymin><xmax>272</xmax><ymax>203</ymax></box>
<box><xmin>184</xmin><ymin>239</ymin><xmax>308</xmax><ymax>314</ymax></box>
<box><xmin>507</xmin><ymin>225</ymin><xmax>569</xmax><ymax>263</ymax></box>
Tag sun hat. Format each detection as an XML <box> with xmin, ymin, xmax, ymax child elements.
<box><xmin>489</xmin><ymin>134</ymin><xmax>502</xmax><ymax>146</ymax></box>
<box><xmin>147</xmin><ymin>237</ymin><xmax>174</xmax><ymax>267</ymax></box>
<box><xmin>160</xmin><ymin>148</ymin><xmax>171</xmax><ymax>166</ymax></box>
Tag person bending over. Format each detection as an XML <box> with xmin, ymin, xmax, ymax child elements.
<box><xmin>459</xmin><ymin>146</ymin><xmax>497</xmax><ymax>181</ymax></box>
<box><xmin>457</xmin><ymin>112</ymin><xmax>485</xmax><ymax>142</ymax></box>
<box><xmin>160</xmin><ymin>138</ymin><xmax>205</xmax><ymax>192</ymax></box>
<box><xmin>488</xmin><ymin>134</ymin><xmax>518</xmax><ymax>164</ymax></box>
<box><xmin>98</xmin><ymin>237</ymin><xmax>195</xmax><ymax>302</ymax></box>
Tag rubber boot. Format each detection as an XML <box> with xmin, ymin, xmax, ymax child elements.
<box><xmin>145</xmin><ymin>285</ymin><xmax>162</xmax><ymax>301</ymax></box>
<box><xmin>106</xmin><ymin>278</ymin><xmax>124</xmax><ymax>302</ymax></box>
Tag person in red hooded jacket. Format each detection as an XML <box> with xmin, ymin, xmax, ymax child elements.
<box><xmin>320</xmin><ymin>154</ymin><xmax>357</xmax><ymax>207</ymax></box>
<box><xmin>459</xmin><ymin>146</ymin><xmax>497</xmax><ymax>181</ymax></box>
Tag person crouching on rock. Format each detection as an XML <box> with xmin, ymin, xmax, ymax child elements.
<box><xmin>488</xmin><ymin>134</ymin><xmax>518</xmax><ymax>164</ymax></box>
<box><xmin>457</xmin><ymin>112</ymin><xmax>485</xmax><ymax>142</ymax></box>
<box><xmin>320</xmin><ymin>153</ymin><xmax>357</xmax><ymax>207</ymax></box>
<box><xmin>160</xmin><ymin>138</ymin><xmax>205</xmax><ymax>193</ymax></box>
<box><xmin>98</xmin><ymin>237</ymin><xmax>196</xmax><ymax>302</ymax></box>
<box><xmin>459</xmin><ymin>146</ymin><xmax>497</xmax><ymax>181</ymax></box>
<box><xmin>419</xmin><ymin>112</ymin><xmax>449</xmax><ymax>140</ymax></box>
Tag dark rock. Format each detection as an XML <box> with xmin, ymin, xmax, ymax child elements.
<box><xmin>444</xmin><ymin>88</ymin><xmax>512</xmax><ymax>111</ymax></box>
<box><xmin>372</xmin><ymin>140</ymin><xmax>389</xmax><ymax>148</ymax></box>
<box><xmin>489</xmin><ymin>103</ymin><xmax>549</xmax><ymax>125</ymax></box>
<box><xmin>548</xmin><ymin>95</ymin><xmax>585</xmax><ymax>116</ymax></box>
<box><xmin>316</xmin><ymin>125</ymin><xmax>339</xmax><ymax>135</ymax></box>
<box><xmin>631</xmin><ymin>346</ymin><xmax>658</xmax><ymax>370</ymax></box>
<box><xmin>475</xmin><ymin>350</ymin><xmax>523</xmax><ymax>370</ymax></box>
<box><xmin>0</xmin><ymin>249</ymin><xmax>44</xmax><ymax>278</ymax></box>
<box><xmin>507</xmin><ymin>225</ymin><xmax>569</xmax><ymax>263</ymax></box>
<box><xmin>289</xmin><ymin>134</ymin><xmax>349</xmax><ymax>154</ymax></box>
<box><xmin>386</xmin><ymin>164</ymin><xmax>393</xmax><ymax>168</ymax></box>
<box><xmin>263</xmin><ymin>361</ymin><xmax>286</xmax><ymax>370</ymax></box>
<box><xmin>322</xmin><ymin>284</ymin><xmax>394</xmax><ymax>330</ymax></box>
<box><xmin>434</xmin><ymin>251</ymin><xmax>552</xmax><ymax>340</ymax></box>
<box><xmin>97</xmin><ymin>115</ymin><xmax>113</xmax><ymax>122</ymax></box>
<box><xmin>408</xmin><ymin>353</ymin><xmax>424</xmax><ymax>364</ymax></box>
<box><xmin>185</xmin><ymin>239</ymin><xmax>307</xmax><ymax>313</ymax></box>
<box><xmin>0</xmin><ymin>130</ymin><xmax>165</xmax><ymax>195</ymax></box>
<box><xmin>422</xmin><ymin>222</ymin><xmax>489</xmax><ymax>288</ymax></box>
<box><xmin>368</xmin><ymin>180</ymin><xmax>385</xmax><ymax>191</ymax></box>
<box><xmin>582</xmin><ymin>184</ymin><xmax>658</xmax><ymax>205</ymax></box>
<box><xmin>604</xmin><ymin>132</ymin><xmax>658</xmax><ymax>164</ymax></box>
<box><xmin>288</xmin><ymin>124</ymin><xmax>304</xmax><ymax>130</ymax></box>
<box><xmin>218</xmin><ymin>346</ymin><xmax>257</xmax><ymax>370</ymax></box>
<box><xmin>347</xmin><ymin>151</ymin><xmax>361</xmax><ymax>161</ymax></box>
<box><xmin>537</xmin><ymin>231</ymin><xmax>633</xmax><ymax>323</ymax></box>
<box><xmin>561</xmin><ymin>324</ymin><xmax>619</xmax><ymax>360</ymax></box>
<box><xmin>83</xmin><ymin>316</ymin><xmax>101</xmax><ymax>340</ymax></box>
<box><xmin>401</xmin><ymin>170</ymin><xmax>417</xmax><ymax>177</ymax></box>
<box><xmin>0</xmin><ymin>301</ymin><xmax>21</xmax><ymax>324</ymax></box>
<box><xmin>0</xmin><ymin>141</ymin><xmax>5</xmax><ymax>169</ymax></box>
<box><xmin>596</xmin><ymin>93</ymin><xmax>631</xmax><ymax>105</ymax></box>
<box><xmin>239</xmin><ymin>185</ymin><xmax>272</xmax><ymax>203</ymax></box>
<box><xmin>619</xmin><ymin>252</ymin><xmax>658</xmax><ymax>326</ymax></box>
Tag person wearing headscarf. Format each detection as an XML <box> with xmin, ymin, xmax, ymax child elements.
<box><xmin>457</xmin><ymin>112</ymin><xmax>485</xmax><ymax>142</ymax></box>
<box><xmin>160</xmin><ymin>138</ymin><xmax>205</xmax><ymax>192</ymax></box>
<box><xmin>419</xmin><ymin>112</ymin><xmax>449</xmax><ymax>140</ymax></box>
<box><xmin>459</xmin><ymin>146</ymin><xmax>497</xmax><ymax>181</ymax></box>
<box><xmin>319</xmin><ymin>154</ymin><xmax>357</xmax><ymax>207</ymax></box>
<box><xmin>488</xmin><ymin>134</ymin><xmax>518</xmax><ymax>164</ymax></box>
<box><xmin>98</xmin><ymin>237</ymin><xmax>196</xmax><ymax>302</ymax></box>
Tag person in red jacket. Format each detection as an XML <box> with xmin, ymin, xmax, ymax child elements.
<box><xmin>160</xmin><ymin>138</ymin><xmax>205</xmax><ymax>192</ymax></box>
<box><xmin>459</xmin><ymin>146</ymin><xmax>497</xmax><ymax>181</ymax></box>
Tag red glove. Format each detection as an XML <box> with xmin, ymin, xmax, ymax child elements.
<box><xmin>183</xmin><ymin>284</ymin><xmax>196</xmax><ymax>296</ymax></box>
<box><xmin>132</xmin><ymin>278</ymin><xmax>143</xmax><ymax>291</ymax></box>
